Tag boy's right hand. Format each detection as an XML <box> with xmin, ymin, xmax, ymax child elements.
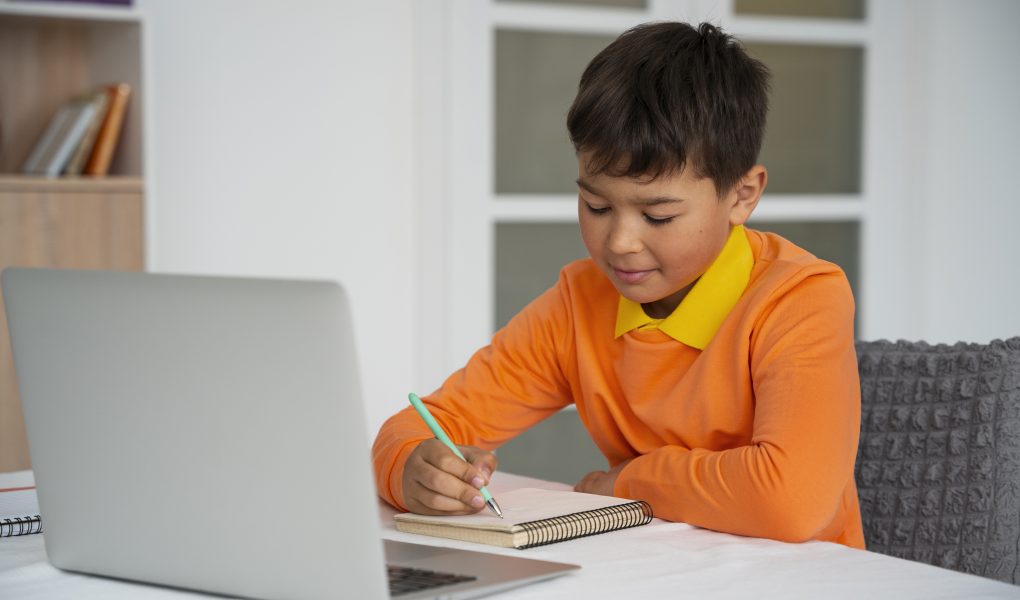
<box><xmin>401</xmin><ymin>438</ymin><xmax>498</xmax><ymax>515</ymax></box>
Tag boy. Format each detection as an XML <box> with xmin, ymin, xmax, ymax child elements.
<box><xmin>372</xmin><ymin>21</ymin><xmax>864</xmax><ymax>548</ymax></box>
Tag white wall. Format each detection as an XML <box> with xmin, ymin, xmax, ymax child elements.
<box><xmin>918</xmin><ymin>0</ymin><xmax>1020</xmax><ymax>344</ymax></box>
<box><xmin>140</xmin><ymin>0</ymin><xmax>419</xmax><ymax>436</ymax></box>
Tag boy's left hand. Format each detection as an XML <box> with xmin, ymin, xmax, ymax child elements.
<box><xmin>574</xmin><ymin>459</ymin><xmax>633</xmax><ymax>496</ymax></box>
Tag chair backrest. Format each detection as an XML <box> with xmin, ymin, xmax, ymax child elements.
<box><xmin>855</xmin><ymin>338</ymin><xmax>1020</xmax><ymax>584</ymax></box>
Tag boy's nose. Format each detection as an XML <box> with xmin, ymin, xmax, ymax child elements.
<box><xmin>607</xmin><ymin>222</ymin><xmax>643</xmax><ymax>255</ymax></box>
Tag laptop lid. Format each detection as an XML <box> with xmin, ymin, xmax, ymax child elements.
<box><xmin>3</xmin><ymin>268</ymin><xmax>388</xmax><ymax>599</ymax></box>
<box><xmin>3</xmin><ymin>268</ymin><xmax>578</xmax><ymax>600</ymax></box>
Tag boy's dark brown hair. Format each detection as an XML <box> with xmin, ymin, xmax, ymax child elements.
<box><xmin>567</xmin><ymin>22</ymin><xmax>770</xmax><ymax>194</ymax></box>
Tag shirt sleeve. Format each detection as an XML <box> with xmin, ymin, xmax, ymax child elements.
<box><xmin>371</xmin><ymin>279</ymin><xmax>575</xmax><ymax>510</ymax></box>
<box><xmin>613</xmin><ymin>269</ymin><xmax>861</xmax><ymax>542</ymax></box>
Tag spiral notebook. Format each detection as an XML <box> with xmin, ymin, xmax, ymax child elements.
<box><xmin>0</xmin><ymin>473</ymin><xmax>42</xmax><ymax>538</ymax></box>
<box><xmin>394</xmin><ymin>488</ymin><xmax>653</xmax><ymax>549</ymax></box>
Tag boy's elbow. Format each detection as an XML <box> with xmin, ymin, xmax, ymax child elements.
<box><xmin>744</xmin><ymin>445</ymin><xmax>850</xmax><ymax>543</ymax></box>
<box><xmin>749</xmin><ymin>477</ymin><xmax>843</xmax><ymax>543</ymax></box>
<box><xmin>758</xmin><ymin>512</ymin><xmax>826</xmax><ymax>544</ymax></box>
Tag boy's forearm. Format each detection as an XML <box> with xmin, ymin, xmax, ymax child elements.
<box><xmin>371</xmin><ymin>408</ymin><xmax>433</xmax><ymax>510</ymax></box>
<box><xmin>372</xmin><ymin>287</ymin><xmax>576</xmax><ymax>510</ymax></box>
<box><xmin>614</xmin><ymin>439</ymin><xmax>855</xmax><ymax>543</ymax></box>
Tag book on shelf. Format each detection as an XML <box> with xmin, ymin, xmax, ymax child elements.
<box><xmin>83</xmin><ymin>83</ymin><xmax>132</xmax><ymax>176</ymax></box>
<box><xmin>21</xmin><ymin>96</ymin><xmax>99</xmax><ymax>177</ymax></box>
<box><xmin>0</xmin><ymin>477</ymin><xmax>41</xmax><ymax>538</ymax></box>
<box><xmin>63</xmin><ymin>90</ymin><xmax>111</xmax><ymax>176</ymax></box>
<box><xmin>19</xmin><ymin>83</ymin><xmax>132</xmax><ymax>178</ymax></box>
<box><xmin>19</xmin><ymin>105</ymin><xmax>70</xmax><ymax>176</ymax></box>
<box><xmin>393</xmin><ymin>488</ymin><xmax>653</xmax><ymax>549</ymax></box>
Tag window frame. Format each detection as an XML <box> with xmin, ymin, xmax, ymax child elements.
<box><xmin>415</xmin><ymin>0</ymin><xmax>914</xmax><ymax>388</ymax></box>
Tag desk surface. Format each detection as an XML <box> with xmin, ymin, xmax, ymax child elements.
<box><xmin>1</xmin><ymin>471</ymin><xmax>1017</xmax><ymax>599</ymax></box>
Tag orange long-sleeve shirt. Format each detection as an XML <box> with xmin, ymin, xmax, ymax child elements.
<box><xmin>372</xmin><ymin>229</ymin><xmax>864</xmax><ymax>548</ymax></box>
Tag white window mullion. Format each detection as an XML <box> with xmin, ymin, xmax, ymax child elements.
<box><xmin>491</xmin><ymin>3</ymin><xmax>650</xmax><ymax>35</ymax></box>
<box><xmin>414</xmin><ymin>0</ymin><xmax>453</xmax><ymax>392</ymax></box>
<box><xmin>447</xmin><ymin>1</ymin><xmax>495</xmax><ymax>372</ymax></box>
<box><xmin>727</xmin><ymin>16</ymin><xmax>869</xmax><ymax>46</ymax></box>
<box><xmin>752</xmin><ymin>196</ymin><xmax>864</xmax><ymax>222</ymax></box>
<box><xmin>860</xmin><ymin>0</ymin><xmax>919</xmax><ymax>342</ymax></box>
<box><xmin>493</xmin><ymin>197</ymin><xmax>578</xmax><ymax>223</ymax></box>
<box><xmin>492</xmin><ymin>194</ymin><xmax>865</xmax><ymax>223</ymax></box>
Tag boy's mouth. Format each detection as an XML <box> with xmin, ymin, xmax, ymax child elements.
<box><xmin>613</xmin><ymin>268</ymin><xmax>654</xmax><ymax>284</ymax></box>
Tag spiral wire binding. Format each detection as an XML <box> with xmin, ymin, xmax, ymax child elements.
<box><xmin>1</xmin><ymin>515</ymin><xmax>43</xmax><ymax>537</ymax></box>
<box><xmin>515</xmin><ymin>500</ymin><xmax>652</xmax><ymax>549</ymax></box>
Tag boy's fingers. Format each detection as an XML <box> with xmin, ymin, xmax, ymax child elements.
<box><xmin>420</xmin><ymin>440</ymin><xmax>488</xmax><ymax>487</ymax></box>
<box><xmin>405</xmin><ymin>480</ymin><xmax>480</xmax><ymax>515</ymax></box>
<box><xmin>412</xmin><ymin>464</ymin><xmax>486</xmax><ymax>512</ymax></box>
<box><xmin>429</xmin><ymin>450</ymin><xmax>484</xmax><ymax>488</ymax></box>
<box><xmin>404</xmin><ymin>441</ymin><xmax>472</xmax><ymax>513</ymax></box>
<box><xmin>417</xmin><ymin>458</ymin><xmax>469</xmax><ymax>494</ymax></box>
<box><xmin>574</xmin><ymin>470</ymin><xmax>609</xmax><ymax>494</ymax></box>
<box><xmin>459</xmin><ymin>446</ymin><xmax>499</xmax><ymax>482</ymax></box>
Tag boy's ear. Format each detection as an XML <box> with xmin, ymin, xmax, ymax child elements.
<box><xmin>727</xmin><ymin>165</ymin><xmax>767</xmax><ymax>226</ymax></box>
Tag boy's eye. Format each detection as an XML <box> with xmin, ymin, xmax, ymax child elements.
<box><xmin>584</xmin><ymin>202</ymin><xmax>610</xmax><ymax>215</ymax></box>
<box><xmin>644</xmin><ymin>214</ymin><xmax>675</xmax><ymax>226</ymax></box>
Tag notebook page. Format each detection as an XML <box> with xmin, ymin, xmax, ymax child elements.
<box><xmin>0</xmin><ymin>487</ymin><xmax>40</xmax><ymax>520</ymax></box>
<box><xmin>394</xmin><ymin>488</ymin><xmax>638</xmax><ymax>532</ymax></box>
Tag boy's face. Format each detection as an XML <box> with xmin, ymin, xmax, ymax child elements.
<box><xmin>577</xmin><ymin>154</ymin><xmax>761</xmax><ymax>318</ymax></box>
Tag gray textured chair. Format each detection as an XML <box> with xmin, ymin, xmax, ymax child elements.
<box><xmin>855</xmin><ymin>338</ymin><xmax>1020</xmax><ymax>584</ymax></box>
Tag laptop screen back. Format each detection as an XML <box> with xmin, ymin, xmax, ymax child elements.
<box><xmin>3</xmin><ymin>268</ymin><xmax>389</xmax><ymax>600</ymax></box>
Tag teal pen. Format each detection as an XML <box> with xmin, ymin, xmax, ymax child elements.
<box><xmin>407</xmin><ymin>393</ymin><xmax>503</xmax><ymax>518</ymax></box>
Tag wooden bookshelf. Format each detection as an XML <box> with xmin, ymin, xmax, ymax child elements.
<box><xmin>0</xmin><ymin>3</ymin><xmax>147</xmax><ymax>472</ymax></box>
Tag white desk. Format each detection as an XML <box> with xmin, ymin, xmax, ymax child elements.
<box><xmin>1</xmin><ymin>471</ymin><xmax>1017</xmax><ymax>599</ymax></box>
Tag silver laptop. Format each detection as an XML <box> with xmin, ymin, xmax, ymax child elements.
<box><xmin>2</xmin><ymin>268</ymin><xmax>578</xmax><ymax>600</ymax></box>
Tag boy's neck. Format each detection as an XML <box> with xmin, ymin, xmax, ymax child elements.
<box><xmin>642</xmin><ymin>280</ymin><xmax>698</xmax><ymax>319</ymax></box>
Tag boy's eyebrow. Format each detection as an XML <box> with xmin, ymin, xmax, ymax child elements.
<box><xmin>575</xmin><ymin>178</ymin><xmax>686</xmax><ymax>206</ymax></box>
<box><xmin>575</xmin><ymin>178</ymin><xmax>602</xmax><ymax>196</ymax></box>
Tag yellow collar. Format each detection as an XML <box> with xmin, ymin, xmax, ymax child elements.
<box><xmin>614</xmin><ymin>225</ymin><xmax>753</xmax><ymax>349</ymax></box>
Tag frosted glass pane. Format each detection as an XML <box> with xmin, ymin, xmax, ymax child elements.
<box><xmin>735</xmin><ymin>0</ymin><xmax>864</xmax><ymax>20</ymax></box>
<box><xmin>495</xmin><ymin>223</ymin><xmax>588</xmax><ymax>330</ymax></box>
<box><xmin>496</xmin><ymin>30</ymin><xmax>617</xmax><ymax>195</ymax></box>
<box><xmin>748</xmin><ymin>220</ymin><xmax>860</xmax><ymax>328</ymax></box>
<box><xmin>745</xmin><ymin>43</ymin><xmax>863</xmax><ymax>194</ymax></box>
<box><xmin>496</xmin><ymin>409</ymin><xmax>607</xmax><ymax>485</ymax></box>
<box><xmin>500</xmin><ymin>0</ymin><xmax>644</xmax><ymax>6</ymax></box>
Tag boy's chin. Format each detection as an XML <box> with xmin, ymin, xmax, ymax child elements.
<box><xmin>612</xmin><ymin>286</ymin><xmax>662</xmax><ymax>306</ymax></box>
<box><xmin>600</xmin><ymin>266</ymin><xmax>682</xmax><ymax>306</ymax></box>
